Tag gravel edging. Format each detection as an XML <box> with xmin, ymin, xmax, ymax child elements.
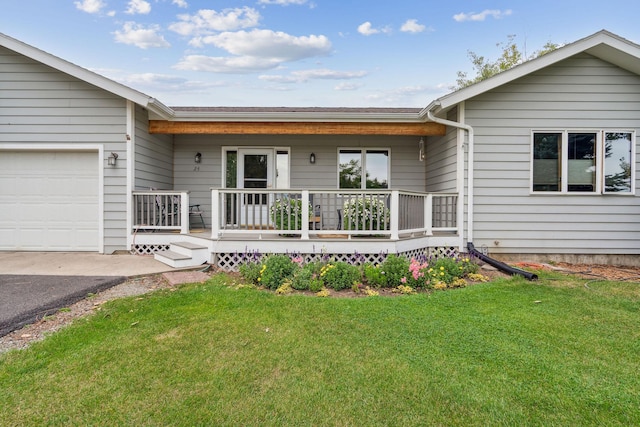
<box><xmin>0</xmin><ymin>274</ymin><xmax>173</xmax><ymax>354</ymax></box>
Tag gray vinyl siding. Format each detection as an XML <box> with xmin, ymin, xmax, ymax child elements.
<box><xmin>425</xmin><ymin>107</ymin><xmax>458</xmax><ymax>193</ymax></box>
<box><xmin>465</xmin><ymin>53</ymin><xmax>640</xmax><ymax>255</ymax></box>
<box><xmin>0</xmin><ymin>46</ymin><xmax>129</xmax><ymax>253</ymax></box>
<box><xmin>172</xmin><ymin>134</ymin><xmax>427</xmax><ymax>227</ymax></box>
<box><xmin>134</xmin><ymin>105</ymin><xmax>173</xmax><ymax>190</ymax></box>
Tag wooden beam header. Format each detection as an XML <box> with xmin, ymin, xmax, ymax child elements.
<box><xmin>149</xmin><ymin>120</ymin><xmax>445</xmax><ymax>136</ymax></box>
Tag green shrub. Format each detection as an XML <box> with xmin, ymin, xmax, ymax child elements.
<box><xmin>426</xmin><ymin>256</ymin><xmax>465</xmax><ymax>286</ymax></box>
<box><xmin>320</xmin><ymin>261</ymin><xmax>361</xmax><ymax>291</ymax></box>
<box><xmin>238</xmin><ymin>261</ymin><xmax>262</xmax><ymax>285</ymax></box>
<box><xmin>380</xmin><ymin>254</ymin><xmax>410</xmax><ymax>287</ymax></box>
<box><xmin>291</xmin><ymin>262</ymin><xmax>324</xmax><ymax>291</ymax></box>
<box><xmin>460</xmin><ymin>257</ymin><xmax>480</xmax><ymax>275</ymax></box>
<box><xmin>363</xmin><ymin>263</ymin><xmax>387</xmax><ymax>287</ymax></box>
<box><xmin>259</xmin><ymin>255</ymin><xmax>298</xmax><ymax>290</ymax></box>
<box><xmin>342</xmin><ymin>197</ymin><xmax>389</xmax><ymax>231</ymax></box>
<box><xmin>270</xmin><ymin>198</ymin><xmax>312</xmax><ymax>231</ymax></box>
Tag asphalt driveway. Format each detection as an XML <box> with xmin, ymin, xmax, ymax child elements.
<box><xmin>0</xmin><ymin>275</ymin><xmax>126</xmax><ymax>336</ymax></box>
<box><xmin>0</xmin><ymin>252</ymin><xmax>173</xmax><ymax>337</ymax></box>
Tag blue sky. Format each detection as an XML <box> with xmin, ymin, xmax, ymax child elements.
<box><xmin>2</xmin><ymin>0</ymin><xmax>640</xmax><ymax>107</ymax></box>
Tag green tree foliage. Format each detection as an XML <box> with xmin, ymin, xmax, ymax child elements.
<box><xmin>454</xmin><ymin>35</ymin><xmax>560</xmax><ymax>90</ymax></box>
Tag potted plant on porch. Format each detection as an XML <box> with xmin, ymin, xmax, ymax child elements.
<box><xmin>270</xmin><ymin>198</ymin><xmax>313</xmax><ymax>236</ymax></box>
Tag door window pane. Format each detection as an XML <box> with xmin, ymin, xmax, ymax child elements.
<box><xmin>244</xmin><ymin>154</ymin><xmax>267</xmax><ymax>204</ymax></box>
<box><xmin>604</xmin><ymin>132</ymin><xmax>632</xmax><ymax>193</ymax></box>
<box><xmin>276</xmin><ymin>150</ymin><xmax>289</xmax><ymax>189</ymax></box>
<box><xmin>533</xmin><ymin>133</ymin><xmax>561</xmax><ymax>191</ymax></box>
<box><xmin>226</xmin><ymin>151</ymin><xmax>237</xmax><ymax>188</ymax></box>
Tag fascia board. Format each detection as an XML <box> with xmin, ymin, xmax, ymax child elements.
<box><xmin>170</xmin><ymin>110</ymin><xmax>425</xmax><ymax>123</ymax></box>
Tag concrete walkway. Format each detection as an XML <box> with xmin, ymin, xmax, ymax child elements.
<box><xmin>0</xmin><ymin>252</ymin><xmax>173</xmax><ymax>276</ymax></box>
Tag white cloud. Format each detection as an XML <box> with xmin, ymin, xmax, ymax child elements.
<box><xmin>169</xmin><ymin>7</ymin><xmax>261</xmax><ymax>36</ymax></box>
<box><xmin>453</xmin><ymin>9</ymin><xmax>512</xmax><ymax>22</ymax></box>
<box><xmin>119</xmin><ymin>73</ymin><xmax>226</xmax><ymax>92</ymax></box>
<box><xmin>400</xmin><ymin>19</ymin><xmax>427</xmax><ymax>34</ymax></box>
<box><xmin>125</xmin><ymin>0</ymin><xmax>151</xmax><ymax>15</ymax></box>
<box><xmin>357</xmin><ymin>21</ymin><xmax>391</xmax><ymax>36</ymax></box>
<box><xmin>334</xmin><ymin>82</ymin><xmax>362</xmax><ymax>91</ymax></box>
<box><xmin>258</xmin><ymin>0</ymin><xmax>308</xmax><ymax>4</ymax></box>
<box><xmin>172</xmin><ymin>0</ymin><xmax>188</xmax><ymax>8</ymax></box>
<box><xmin>175</xmin><ymin>55</ymin><xmax>282</xmax><ymax>73</ymax></box>
<box><xmin>175</xmin><ymin>30</ymin><xmax>332</xmax><ymax>74</ymax></box>
<box><xmin>260</xmin><ymin>68</ymin><xmax>367</xmax><ymax>83</ymax></box>
<box><xmin>197</xmin><ymin>29</ymin><xmax>331</xmax><ymax>61</ymax></box>
<box><xmin>113</xmin><ymin>22</ymin><xmax>171</xmax><ymax>49</ymax></box>
<box><xmin>74</xmin><ymin>0</ymin><xmax>105</xmax><ymax>14</ymax></box>
<box><xmin>366</xmin><ymin>85</ymin><xmax>444</xmax><ymax>106</ymax></box>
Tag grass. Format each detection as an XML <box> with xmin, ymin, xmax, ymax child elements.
<box><xmin>1</xmin><ymin>271</ymin><xmax>639</xmax><ymax>426</ymax></box>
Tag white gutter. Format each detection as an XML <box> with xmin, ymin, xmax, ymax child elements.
<box><xmin>424</xmin><ymin>101</ymin><xmax>475</xmax><ymax>244</ymax></box>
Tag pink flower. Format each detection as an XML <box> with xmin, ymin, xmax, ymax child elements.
<box><xmin>401</xmin><ymin>277</ymin><xmax>407</xmax><ymax>284</ymax></box>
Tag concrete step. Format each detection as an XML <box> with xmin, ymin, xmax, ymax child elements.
<box><xmin>170</xmin><ymin>241</ymin><xmax>209</xmax><ymax>265</ymax></box>
<box><xmin>154</xmin><ymin>250</ymin><xmax>193</xmax><ymax>269</ymax></box>
<box><xmin>154</xmin><ymin>241</ymin><xmax>210</xmax><ymax>268</ymax></box>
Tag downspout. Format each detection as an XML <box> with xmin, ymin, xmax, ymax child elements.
<box><xmin>424</xmin><ymin>102</ymin><xmax>475</xmax><ymax>244</ymax></box>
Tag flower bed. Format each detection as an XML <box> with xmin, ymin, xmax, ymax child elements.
<box><xmin>238</xmin><ymin>253</ymin><xmax>487</xmax><ymax>297</ymax></box>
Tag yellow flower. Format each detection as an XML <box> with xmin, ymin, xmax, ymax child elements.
<box><xmin>440</xmin><ymin>266</ymin><xmax>445</xmax><ymax>270</ymax></box>
<box><xmin>440</xmin><ymin>272</ymin><xmax>445</xmax><ymax>276</ymax></box>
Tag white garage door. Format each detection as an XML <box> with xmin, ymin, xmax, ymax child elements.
<box><xmin>0</xmin><ymin>151</ymin><xmax>99</xmax><ymax>251</ymax></box>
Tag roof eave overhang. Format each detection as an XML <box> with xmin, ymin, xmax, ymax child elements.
<box><xmin>168</xmin><ymin>110</ymin><xmax>425</xmax><ymax>123</ymax></box>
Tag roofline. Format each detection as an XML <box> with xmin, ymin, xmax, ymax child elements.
<box><xmin>0</xmin><ymin>32</ymin><xmax>173</xmax><ymax>116</ymax></box>
<box><xmin>168</xmin><ymin>108</ymin><xmax>426</xmax><ymax>123</ymax></box>
<box><xmin>423</xmin><ymin>29</ymin><xmax>640</xmax><ymax>114</ymax></box>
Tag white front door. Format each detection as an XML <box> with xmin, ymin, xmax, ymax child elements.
<box><xmin>237</xmin><ymin>149</ymin><xmax>273</xmax><ymax>227</ymax></box>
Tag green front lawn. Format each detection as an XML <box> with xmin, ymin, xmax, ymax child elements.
<box><xmin>1</xmin><ymin>272</ymin><xmax>639</xmax><ymax>426</ymax></box>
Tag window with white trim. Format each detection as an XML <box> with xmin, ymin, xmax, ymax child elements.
<box><xmin>532</xmin><ymin>131</ymin><xmax>634</xmax><ymax>194</ymax></box>
<box><xmin>338</xmin><ymin>149</ymin><xmax>389</xmax><ymax>189</ymax></box>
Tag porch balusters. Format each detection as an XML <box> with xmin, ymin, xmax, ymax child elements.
<box><xmin>205</xmin><ymin>189</ymin><xmax>458</xmax><ymax>239</ymax></box>
<box><xmin>132</xmin><ymin>191</ymin><xmax>189</xmax><ymax>233</ymax></box>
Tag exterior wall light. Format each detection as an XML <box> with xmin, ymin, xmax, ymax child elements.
<box><xmin>107</xmin><ymin>152</ymin><xmax>118</xmax><ymax>166</ymax></box>
<box><xmin>195</xmin><ymin>152</ymin><xmax>202</xmax><ymax>163</ymax></box>
<box><xmin>309</xmin><ymin>152</ymin><xmax>316</xmax><ymax>164</ymax></box>
<box><xmin>418</xmin><ymin>137</ymin><xmax>425</xmax><ymax>162</ymax></box>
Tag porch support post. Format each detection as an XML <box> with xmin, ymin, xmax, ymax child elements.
<box><xmin>301</xmin><ymin>190</ymin><xmax>310</xmax><ymax>240</ymax></box>
<box><xmin>211</xmin><ymin>189</ymin><xmax>220</xmax><ymax>239</ymax></box>
<box><xmin>425</xmin><ymin>193</ymin><xmax>433</xmax><ymax>236</ymax></box>
<box><xmin>180</xmin><ymin>191</ymin><xmax>190</xmax><ymax>234</ymax></box>
<box><xmin>390</xmin><ymin>190</ymin><xmax>399</xmax><ymax>241</ymax></box>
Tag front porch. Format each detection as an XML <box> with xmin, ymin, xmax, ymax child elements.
<box><xmin>131</xmin><ymin>189</ymin><xmax>462</xmax><ymax>270</ymax></box>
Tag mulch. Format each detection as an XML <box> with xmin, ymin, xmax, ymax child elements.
<box><xmin>512</xmin><ymin>262</ymin><xmax>640</xmax><ymax>282</ymax></box>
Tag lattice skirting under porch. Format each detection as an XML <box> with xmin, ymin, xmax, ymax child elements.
<box><xmin>132</xmin><ymin>243</ymin><xmax>459</xmax><ymax>271</ymax></box>
<box><xmin>214</xmin><ymin>246</ymin><xmax>460</xmax><ymax>272</ymax></box>
<box><xmin>131</xmin><ymin>243</ymin><xmax>171</xmax><ymax>255</ymax></box>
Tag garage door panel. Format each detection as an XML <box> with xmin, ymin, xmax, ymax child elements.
<box><xmin>0</xmin><ymin>151</ymin><xmax>99</xmax><ymax>251</ymax></box>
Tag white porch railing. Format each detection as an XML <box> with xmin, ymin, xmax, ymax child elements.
<box><xmin>132</xmin><ymin>191</ymin><xmax>190</xmax><ymax>234</ymax></box>
<box><xmin>211</xmin><ymin>189</ymin><xmax>457</xmax><ymax>240</ymax></box>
